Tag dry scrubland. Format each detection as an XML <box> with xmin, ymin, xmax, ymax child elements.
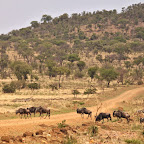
<box><xmin>0</xmin><ymin>3</ymin><xmax>144</xmax><ymax>143</ymax></box>
<box><xmin>0</xmin><ymin>78</ymin><xmax>144</xmax><ymax>143</ymax></box>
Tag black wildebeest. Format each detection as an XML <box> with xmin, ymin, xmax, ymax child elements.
<box><xmin>16</xmin><ymin>108</ymin><xmax>31</xmax><ymax>119</ymax></box>
<box><xmin>113</xmin><ymin>110</ymin><xmax>130</xmax><ymax>123</ymax></box>
<box><xmin>95</xmin><ymin>112</ymin><xmax>112</xmax><ymax>122</ymax></box>
<box><xmin>36</xmin><ymin>106</ymin><xmax>50</xmax><ymax>119</ymax></box>
<box><xmin>27</xmin><ymin>107</ymin><xmax>38</xmax><ymax>117</ymax></box>
<box><xmin>77</xmin><ymin>108</ymin><xmax>92</xmax><ymax>119</ymax></box>
<box><xmin>140</xmin><ymin>118</ymin><xmax>144</xmax><ymax>123</ymax></box>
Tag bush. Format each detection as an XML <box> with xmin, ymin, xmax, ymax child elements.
<box><xmin>125</xmin><ymin>139</ymin><xmax>142</xmax><ymax>144</ymax></box>
<box><xmin>73</xmin><ymin>101</ymin><xmax>85</xmax><ymax>105</ymax></box>
<box><xmin>72</xmin><ymin>90</ymin><xmax>80</xmax><ymax>97</ymax></box>
<box><xmin>137</xmin><ymin>80</ymin><xmax>143</xmax><ymax>85</ymax></box>
<box><xmin>57</xmin><ymin>120</ymin><xmax>68</xmax><ymax>128</ymax></box>
<box><xmin>28</xmin><ymin>83</ymin><xmax>40</xmax><ymax>90</ymax></box>
<box><xmin>88</xmin><ymin>125</ymin><xmax>98</xmax><ymax>136</ymax></box>
<box><xmin>64</xmin><ymin>136</ymin><xmax>77</xmax><ymax>144</ymax></box>
<box><xmin>3</xmin><ymin>84</ymin><xmax>16</xmax><ymax>93</ymax></box>
<box><xmin>74</xmin><ymin>71</ymin><xmax>84</xmax><ymax>78</ymax></box>
<box><xmin>10</xmin><ymin>80</ymin><xmax>26</xmax><ymax>90</ymax></box>
<box><xmin>84</xmin><ymin>88</ymin><xmax>97</xmax><ymax>95</ymax></box>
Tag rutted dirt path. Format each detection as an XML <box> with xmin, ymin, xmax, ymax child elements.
<box><xmin>0</xmin><ymin>87</ymin><xmax>143</xmax><ymax>136</ymax></box>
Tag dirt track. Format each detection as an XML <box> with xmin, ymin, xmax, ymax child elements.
<box><xmin>0</xmin><ymin>87</ymin><xmax>143</xmax><ymax>136</ymax></box>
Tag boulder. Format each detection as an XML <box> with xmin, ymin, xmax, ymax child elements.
<box><xmin>35</xmin><ymin>130</ymin><xmax>44</xmax><ymax>135</ymax></box>
<box><xmin>1</xmin><ymin>136</ymin><xmax>10</xmax><ymax>143</ymax></box>
<box><xmin>23</xmin><ymin>131</ymin><xmax>34</xmax><ymax>137</ymax></box>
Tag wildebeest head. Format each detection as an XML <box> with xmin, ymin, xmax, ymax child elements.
<box><xmin>113</xmin><ymin>111</ymin><xmax>117</xmax><ymax>117</ymax></box>
<box><xmin>16</xmin><ymin>110</ymin><xmax>19</xmax><ymax>115</ymax></box>
<box><xmin>95</xmin><ymin>115</ymin><xmax>101</xmax><ymax>121</ymax></box>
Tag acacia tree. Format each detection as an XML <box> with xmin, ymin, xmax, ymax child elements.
<box><xmin>30</xmin><ymin>21</ymin><xmax>39</xmax><ymax>28</ymax></box>
<box><xmin>100</xmin><ymin>67</ymin><xmax>118</xmax><ymax>87</ymax></box>
<box><xmin>77</xmin><ymin>61</ymin><xmax>86</xmax><ymax>71</ymax></box>
<box><xmin>11</xmin><ymin>61</ymin><xmax>32</xmax><ymax>81</ymax></box>
<box><xmin>56</xmin><ymin>66</ymin><xmax>69</xmax><ymax>88</ymax></box>
<box><xmin>41</xmin><ymin>15</ymin><xmax>52</xmax><ymax>23</ymax></box>
<box><xmin>68</xmin><ymin>54</ymin><xmax>80</xmax><ymax>63</ymax></box>
<box><xmin>88</xmin><ymin>66</ymin><xmax>98</xmax><ymax>81</ymax></box>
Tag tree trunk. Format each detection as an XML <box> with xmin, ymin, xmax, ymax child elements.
<box><xmin>107</xmin><ymin>82</ymin><xmax>110</xmax><ymax>87</ymax></box>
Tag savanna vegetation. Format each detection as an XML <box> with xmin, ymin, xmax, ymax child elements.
<box><xmin>0</xmin><ymin>3</ymin><xmax>144</xmax><ymax>93</ymax></box>
<box><xmin>0</xmin><ymin>3</ymin><xmax>144</xmax><ymax>144</ymax></box>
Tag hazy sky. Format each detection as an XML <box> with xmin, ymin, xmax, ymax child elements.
<box><xmin>0</xmin><ymin>0</ymin><xmax>143</xmax><ymax>34</ymax></box>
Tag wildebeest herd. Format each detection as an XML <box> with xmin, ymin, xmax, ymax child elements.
<box><xmin>16</xmin><ymin>106</ymin><xmax>144</xmax><ymax>124</ymax></box>
<box><xmin>76</xmin><ymin>107</ymin><xmax>144</xmax><ymax>124</ymax></box>
<box><xmin>16</xmin><ymin>106</ymin><xmax>50</xmax><ymax>119</ymax></box>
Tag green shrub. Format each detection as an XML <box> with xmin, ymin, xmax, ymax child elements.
<box><xmin>28</xmin><ymin>83</ymin><xmax>40</xmax><ymax>90</ymax></box>
<box><xmin>57</xmin><ymin>120</ymin><xmax>68</xmax><ymax>128</ymax></box>
<box><xmin>72</xmin><ymin>90</ymin><xmax>80</xmax><ymax>97</ymax></box>
<box><xmin>63</xmin><ymin>136</ymin><xmax>77</xmax><ymax>144</ymax></box>
<box><xmin>3</xmin><ymin>84</ymin><xmax>16</xmax><ymax>93</ymax></box>
<box><xmin>72</xmin><ymin>101</ymin><xmax>84</xmax><ymax>105</ymax></box>
<box><xmin>125</xmin><ymin>139</ymin><xmax>142</xmax><ymax>144</ymax></box>
<box><xmin>74</xmin><ymin>71</ymin><xmax>84</xmax><ymax>78</ymax></box>
<box><xmin>88</xmin><ymin>125</ymin><xmax>98</xmax><ymax>136</ymax></box>
<box><xmin>84</xmin><ymin>88</ymin><xmax>96</xmax><ymax>95</ymax></box>
<box><xmin>10</xmin><ymin>80</ymin><xmax>26</xmax><ymax>90</ymax></box>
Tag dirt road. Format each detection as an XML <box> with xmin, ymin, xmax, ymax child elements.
<box><xmin>0</xmin><ymin>87</ymin><xmax>143</xmax><ymax>136</ymax></box>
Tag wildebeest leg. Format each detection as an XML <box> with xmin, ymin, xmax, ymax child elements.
<box><xmin>39</xmin><ymin>112</ymin><xmax>42</xmax><ymax>118</ymax></box>
<box><xmin>29</xmin><ymin>113</ymin><xmax>32</xmax><ymax>119</ymax></box>
<box><xmin>127</xmin><ymin>118</ymin><xmax>129</xmax><ymax>123</ymax></box>
<box><xmin>44</xmin><ymin>113</ymin><xmax>48</xmax><ymax>119</ymax></box>
<box><xmin>87</xmin><ymin>114</ymin><xmax>89</xmax><ymax>119</ymax></box>
<box><xmin>110</xmin><ymin>115</ymin><xmax>112</xmax><ymax>121</ymax></box>
<box><xmin>81</xmin><ymin>113</ymin><xmax>84</xmax><ymax>118</ymax></box>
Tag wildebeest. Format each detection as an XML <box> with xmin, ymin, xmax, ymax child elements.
<box><xmin>27</xmin><ymin>107</ymin><xmax>38</xmax><ymax>117</ymax></box>
<box><xmin>77</xmin><ymin>108</ymin><xmax>92</xmax><ymax>119</ymax></box>
<box><xmin>137</xmin><ymin>109</ymin><xmax>144</xmax><ymax>114</ymax></box>
<box><xmin>140</xmin><ymin>118</ymin><xmax>144</xmax><ymax>123</ymax></box>
<box><xmin>36</xmin><ymin>106</ymin><xmax>50</xmax><ymax>119</ymax></box>
<box><xmin>113</xmin><ymin>110</ymin><xmax>130</xmax><ymax>123</ymax></box>
<box><xmin>77</xmin><ymin>108</ymin><xmax>85</xmax><ymax>118</ymax></box>
<box><xmin>95</xmin><ymin>112</ymin><xmax>112</xmax><ymax>122</ymax></box>
<box><xmin>16</xmin><ymin>108</ymin><xmax>31</xmax><ymax>119</ymax></box>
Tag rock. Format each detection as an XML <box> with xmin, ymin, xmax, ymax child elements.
<box><xmin>82</xmin><ymin>123</ymin><xmax>87</xmax><ymax>126</ymax></box>
<box><xmin>60</xmin><ymin>128</ymin><xmax>68</xmax><ymax>135</ymax></box>
<box><xmin>23</xmin><ymin>131</ymin><xmax>34</xmax><ymax>137</ymax></box>
<box><xmin>46</xmin><ymin>134</ymin><xmax>51</xmax><ymax>137</ymax></box>
<box><xmin>35</xmin><ymin>130</ymin><xmax>44</xmax><ymax>135</ymax></box>
<box><xmin>1</xmin><ymin>136</ymin><xmax>10</xmax><ymax>143</ymax></box>
<box><xmin>16</xmin><ymin>136</ymin><xmax>23</xmax><ymax>142</ymax></box>
<box><xmin>72</xmin><ymin>129</ymin><xmax>77</xmax><ymax>133</ymax></box>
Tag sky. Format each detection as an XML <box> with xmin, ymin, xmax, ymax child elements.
<box><xmin>0</xmin><ymin>0</ymin><xmax>144</xmax><ymax>34</ymax></box>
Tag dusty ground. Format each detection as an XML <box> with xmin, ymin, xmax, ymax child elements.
<box><xmin>0</xmin><ymin>87</ymin><xmax>143</xmax><ymax>138</ymax></box>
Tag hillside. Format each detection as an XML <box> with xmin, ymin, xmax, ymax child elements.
<box><xmin>0</xmin><ymin>3</ymin><xmax>144</xmax><ymax>89</ymax></box>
